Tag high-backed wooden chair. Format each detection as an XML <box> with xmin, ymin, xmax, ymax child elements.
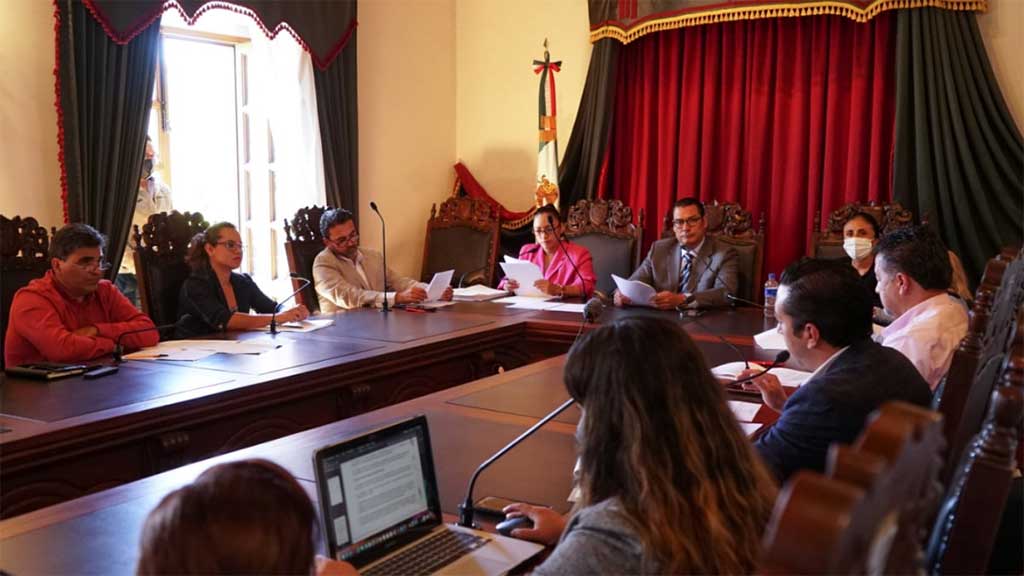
<box><xmin>563</xmin><ymin>198</ymin><xmax>643</xmax><ymax>297</ymax></box>
<box><xmin>1</xmin><ymin>215</ymin><xmax>55</xmax><ymax>367</ymax></box>
<box><xmin>927</xmin><ymin>386</ymin><xmax>1023</xmax><ymax>575</ymax></box>
<box><xmin>133</xmin><ymin>211</ymin><xmax>209</xmax><ymax>327</ymax></box>
<box><xmin>421</xmin><ymin>196</ymin><xmax>500</xmax><ymax>287</ymax></box>
<box><xmin>761</xmin><ymin>401</ymin><xmax>945</xmax><ymax>574</ymax></box>
<box><xmin>809</xmin><ymin>201</ymin><xmax>915</xmax><ymax>259</ymax></box>
<box><xmin>283</xmin><ymin>205</ymin><xmax>330</xmax><ymax>313</ymax></box>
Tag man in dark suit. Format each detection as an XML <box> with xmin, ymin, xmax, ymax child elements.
<box><xmin>615</xmin><ymin>197</ymin><xmax>738</xmax><ymax>309</ymax></box>
<box><xmin>740</xmin><ymin>258</ymin><xmax>931</xmax><ymax>481</ymax></box>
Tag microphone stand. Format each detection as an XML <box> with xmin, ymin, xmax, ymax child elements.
<box><xmin>457</xmin><ymin>397</ymin><xmax>576</xmax><ymax>528</ymax></box>
<box><xmin>270</xmin><ymin>274</ymin><xmax>311</xmax><ymax>335</ymax></box>
<box><xmin>113</xmin><ymin>323</ymin><xmax>176</xmax><ymax>364</ymax></box>
<box><xmin>370</xmin><ymin>202</ymin><xmax>390</xmax><ymax>313</ymax></box>
<box><xmin>548</xmin><ymin>215</ymin><xmax>588</xmax><ymax>299</ymax></box>
<box><xmin>726</xmin><ymin>293</ymin><xmax>766</xmax><ymax>309</ymax></box>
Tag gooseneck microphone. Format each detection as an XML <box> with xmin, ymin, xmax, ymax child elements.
<box><xmin>113</xmin><ymin>323</ymin><xmax>177</xmax><ymax>363</ymax></box>
<box><xmin>457</xmin><ymin>397</ymin><xmax>576</xmax><ymax>528</ymax></box>
<box><xmin>726</xmin><ymin>293</ymin><xmax>765</xmax><ymax>309</ymax></box>
<box><xmin>583</xmin><ymin>297</ymin><xmax>605</xmax><ymax>323</ymax></box>
<box><xmin>270</xmin><ymin>273</ymin><xmax>312</xmax><ymax>335</ymax></box>
<box><xmin>680</xmin><ymin>314</ymin><xmax>749</xmax><ymax>370</ymax></box>
<box><xmin>730</xmin><ymin>350</ymin><xmax>791</xmax><ymax>386</ymax></box>
<box><xmin>547</xmin><ymin>215</ymin><xmax>588</xmax><ymax>299</ymax></box>
<box><xmin>370</xmin><ymin>201</ymin><xmax>389</xmax><ymax>313</ymax></box>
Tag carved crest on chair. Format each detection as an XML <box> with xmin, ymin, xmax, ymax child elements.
<box><xmin>706</xmin><ymin>200</ymin><xmax>764</xmax><ymax>238</ymax></box>
<box><xmin>429</xmin><ymin>196</ymin><xmax>496</xmax><ymax>232</ymax></box>
<box><xmin>820</xmin><ymin>201</ymin><xmax>914</xmax><ymax>236</ymax></box>
<box><xmin>133</xmin><ymin>211</ymin><xmax>209</xmax><ymax>261</ymax></box>
<box><xmin>565</xmin><ymin>199</ymin><xmax>637</xmax><ymax>239</ymax></box>
<box><xmin>284</xmin><ymin>205</ymin><xmax>328</xmax><ymax>243</ymax></box>
<box><xmin>1</xmin><ymin>216</ymin><xmax>53</xmax><ymax>269</ymax></box>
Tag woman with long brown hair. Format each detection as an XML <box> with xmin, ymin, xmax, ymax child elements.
<box><xmin>504</xmin><ymin>316</ymin><xmax>778</xmax><ymax>574</ymax></box>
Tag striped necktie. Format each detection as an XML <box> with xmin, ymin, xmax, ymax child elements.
<box><xmin>679</xmin><ymin>251</ymin><xmax>693</xmax><ymax>293</ymax></box>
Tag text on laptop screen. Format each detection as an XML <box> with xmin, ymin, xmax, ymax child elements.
<box><xmin>319</xmin><ymin>423</ymin><xmax>438</xmax><ymax>560</ymax></box>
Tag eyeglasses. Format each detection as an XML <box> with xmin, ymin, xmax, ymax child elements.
<box><xmin>68</xmin><ymin>258</ymin><xmax>111</xmax><ymax>272</ymax></box>
<box><xmin>216</xmin><ymin>240</ymin><xmax>245</xmax><ymax>251</ymax></box>
<box><xmin>672</xmin><ymin>216</ymin><xmax>704</xmax><ymax>228</ymax></box>
<box><xmin>533</xmin><ymin>226</ymin><xmax>556</xmax><ymax>236</ymax></box>
<box><xmin>328</xmin><ymin>231</ymin><xmax>359</xmax><ymax>245</ymax></box>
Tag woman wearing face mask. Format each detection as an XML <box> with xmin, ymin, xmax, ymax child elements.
<box><xmin>842</xmin><ymin>212</ymin><xmax>883</xmax><ymax>308</ymax></box>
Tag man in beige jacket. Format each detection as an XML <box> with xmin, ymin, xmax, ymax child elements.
<box><xmin>313</xmin><ymin>208</ymin><xmax>452</xmax><ymax>312</ymax></box>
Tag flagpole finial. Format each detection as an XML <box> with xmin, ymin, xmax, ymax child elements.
<box><xmin>543</xmin><ymin>38</ymin><xmax>548</xmax><ymax>49</ymax></box>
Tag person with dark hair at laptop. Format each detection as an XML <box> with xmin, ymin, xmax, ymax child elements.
<box><xmin>501</xmin><ymin>316</ymin><xmax>778</xmax><ymax>574</ymax></box>
<box><xmin>136</xmin><ymin>459</ymin><xmax>347</xmax><ymax>575</ymax></box>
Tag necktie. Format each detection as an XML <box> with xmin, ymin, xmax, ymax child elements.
<box><xmin>679</xmin><ymin>251</ymin><xmax>693</xmax><ymax>293</ymax></box>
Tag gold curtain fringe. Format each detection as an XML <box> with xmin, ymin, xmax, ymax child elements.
<box><xmin>451</xmin><ymin>174</ymin><xmax>539</xmax><ymax>231</ymax></box>
<box><xmin>591</xmin><ymin>0</ymin><xmax>987</xmax><ymax>44</ymax></box>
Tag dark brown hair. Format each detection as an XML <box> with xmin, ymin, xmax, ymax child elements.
<box><xmin>564</xmin><ymin>316</ymin><xmax>777</xmax><ymax>574</ymax></box>
<box><xmin>136</xmin><ymin>459</ymin><xmax>316</xmax><ymax>575</ymax></box>
<box><xmin>49</xmin><ymin>223</ymin><xmax>106</xmax><ymax>260</ymax></box>
<box><xmin>186</xmin><ymin>222</ymin><xmax>237</xmax><ymax>272</ymax></box>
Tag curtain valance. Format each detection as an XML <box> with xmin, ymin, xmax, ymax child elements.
<box><xmin>589</xmin><ymin>0</ymin><xmax>984</xmax><ymax>44</ymax></box>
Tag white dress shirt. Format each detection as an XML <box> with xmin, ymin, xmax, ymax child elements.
<box><xmin>879</xmin><ymin>293</ymin><xmax>968</xmax><ymax>390</ymax></box>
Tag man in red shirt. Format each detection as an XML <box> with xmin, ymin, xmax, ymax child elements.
<box><xmin>5</xmin><ymin>223</ymin><xmax>159</xmax><ymax>367</ymax></box>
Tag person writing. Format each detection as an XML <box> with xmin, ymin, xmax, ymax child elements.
<box><xmin>5</xmin><ymin>223</ymin><xmax>159</xmax><ymax>366</ymax></box>
<box><xmin>500</xmin><ymin>204</ymin><xmax>596</xmax><ymax>298</ymax></box>
<box><xmin>176</xmin><ymin>222</ymin><xmax>308</xmax><ymax>337</ymax></box>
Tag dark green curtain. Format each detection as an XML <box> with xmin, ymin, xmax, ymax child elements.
<box><xmin>893</xmin><ymin>8</ymin><xmax>1024</xmax><ymax>285</ymax></box>
<box><xmin>58</xmin><ymin>0</ymin><xmax>160</xmax><ymax>280</ymax></box>
<box><xmin>558</xmin><ymin>39</ymin><xmax>620</xmax><ymax>209</ymax></box>
<box><xmin>313</xmin><ymin>22</ymin><xmax>359</xmax><ymax>220</ymax></box>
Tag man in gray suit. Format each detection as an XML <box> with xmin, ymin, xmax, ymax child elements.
<box><xmin>615</xmin><ymin>198</ymin><xmax>738</xmax><ymax>309</ymax></box>
<box><xmin>313</xmin><ymin>208</ymin><xmax>452</xmax><ymax>312</ymax></box>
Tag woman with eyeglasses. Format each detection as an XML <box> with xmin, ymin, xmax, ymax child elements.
<box><xmin>176</xmin><ymin>222</ymin><xmax>308</xmax><ymax>338</ymax></box>
<box><xmin>499</xmin><ymin>204</ymin><xmax>596</xmax><ymax>298</ymax></box>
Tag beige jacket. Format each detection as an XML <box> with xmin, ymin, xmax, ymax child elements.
<box><xmin>313</xmin><ymin>248</ymin><xmax>420</xmax><ymax>312</ymax></box>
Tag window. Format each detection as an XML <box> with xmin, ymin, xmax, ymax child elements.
<box><xmin>150</xmin><ymin>9</ymin><xmax>326</xmax><ymax>298</ymax></box>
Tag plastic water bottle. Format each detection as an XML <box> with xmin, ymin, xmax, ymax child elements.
<box><xmin>763</xmin><ymin>273</ymin><xmax>778</xmax><ymax>319</ymax></box>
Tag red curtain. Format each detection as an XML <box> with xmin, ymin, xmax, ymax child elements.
<box><xmin>603</xmin><ymin>13</ymin><xmax>895</xmax><ymax>277</ymax></box>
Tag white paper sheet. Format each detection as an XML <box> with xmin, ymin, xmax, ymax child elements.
<box><xmin>728</xmin><ymin>400</ymin><xmax>761</xmax><ymax>422</ymax></box>
<box><xmin>611</xmin><ymin>274</ymin><xmax>656</xmax><ymax>307</ymax></box>
<box><xmin>493</xmin><ymin>295</ymin><xmax>555</xmax><ymax>305</ymax></box>
<box><xmin>264</xmin><ymin>318</ymin><xmax>334</xmax><ymax>333</ymax></box>
<box><xmin>425</xmin><ymin>269</ymin><xmax>454</xmax><ymax>301</ymax></box>
<box><xmin>504</xmin><ymin>254</ymin><xmax>525</xmax><ymax>264</ymax></box>
<box><xmin>499</xmin><ymin>261</ymin><xmax>546</xmax><ymax>297</ymax></box>
<box><xmin>125</xmin><ymin>338</ymin><xmax>281</xmax><ymax>361</ymax></box>
<box><xmin>753</xmin><ymin>326</ymin><xmax>787</xmax><ymax>350</ymax></box>
<box><xmin>549</xmin><ymin>303</ymin><xmax>587</xmax><ymax>313</ymax></box>
<box><xmin>712</xmin><ymin>361</ymin><xmax>812</xmax><ymax>387</ymax></box>
<box><xmin>505</xmin><ymin>298</ymin><xmax>563</xmax><ymax>310</ymax></box>
<box><xmin>452</xmin><ymin>285</ymin><xmax>508</xmax><ymax>301</ymax></box>
<box><xmin>740</xmin><ymin>422</ymin><xmax>764</xmax><ymax>436</ymax></box>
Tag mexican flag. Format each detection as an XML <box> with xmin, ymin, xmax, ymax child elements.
<box><xmin>534</xmin><ymin>42</ymin><xmax>561</xmax><ymax>209</ymax></box>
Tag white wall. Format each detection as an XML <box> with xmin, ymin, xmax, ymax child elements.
<box><xmin>977</xmin><ymin>0</ymin><xmax>1024</xmax><ymax>132</ymax></box>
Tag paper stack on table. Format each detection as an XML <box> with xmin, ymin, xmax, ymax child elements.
<box><xmin>712</xmin><ymin>361</ymin><xmax>811</xmax><ymax>388</ymax></box>
<box><xmin>124</xmin><ymin>339</ymin><xmax>281</xmax><ymax>361</ymax></box>
<box><xmin>452</xmin><ymin>285</ymin><xmax>508</xmax><ymax>301</ymax></box>
<box><xmin>611</xmin><ymin>275</ymin><xmax>656</xmax><ymax>307</ymax></box>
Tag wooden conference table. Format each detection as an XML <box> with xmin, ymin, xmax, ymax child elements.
<box><xmin>0</xmin><ymin>303</ymin><xmax>779</xmax><ymax>573</ymax></box>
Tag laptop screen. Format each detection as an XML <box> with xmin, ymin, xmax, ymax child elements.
<box><xmin>314</xmin><ymin>415</ymin><xmax>443</xmax><ymax>564</ymax></box>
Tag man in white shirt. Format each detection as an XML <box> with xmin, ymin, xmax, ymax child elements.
<box><xmin>312</xmin><ymin>208</ymin><xmax>452</xmax><ymax>312</ymax></box>
<box><xmin>874</xmin><ymin>226</ymin><xmax>969</xmax><ymax>390</ymax></box>
<box><xmin>116</xmin><ymin>136</ymin><xmax>172</xmax><ymax>307</ymax></box>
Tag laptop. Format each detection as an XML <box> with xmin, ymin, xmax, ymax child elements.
<box><xmin>313</xmin><ymin>415</ymin><xmax>544</xmax><ymax>576</ymax></box>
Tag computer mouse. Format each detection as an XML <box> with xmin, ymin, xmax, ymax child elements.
<box><xmin>495</xmin><ymin>515</ymin><xmax>533</xmax><ymax>537</ymax></box>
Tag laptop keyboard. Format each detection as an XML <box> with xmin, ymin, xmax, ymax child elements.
<box><xmin>364</xmin><ymin>529</ymin><xmax>489</xmax><ymax>576</ymax></box>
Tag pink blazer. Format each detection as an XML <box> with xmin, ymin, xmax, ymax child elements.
<box><xmin>500</xmin><ymin>241</ymin><xmax>597</xmax><ymax>297</ymax></box>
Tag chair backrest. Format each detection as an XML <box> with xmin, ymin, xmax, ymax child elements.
<box><xmin>563</xmin><ymin>198</ymin><xmax>643</xmax><ymax>297</ymax></box>
<box><xmin>133</xmin><ymin>211</ymin><xmax>209</xmax><ymax>327</ymax></box>
<box><xmin>283</xmin><ymin>205</ymin><xmax>330</xmax><ymax>313</ymax></box>
<box><xmin>809</xmin><ymin>201</ymin><xmax>915</xmax><ymax>260</ymax></box>
<box><xmin>761</xmin><ymin>401</ymin><xmax>945</xmax><ymax>574</ymax></box>
<box><xmin>1</xmin><ymin>215</ymin><xmax>54</xmax><ymax>367</ymax></box>
<box><xmin>927</xmin><ymin>386</ymin><xmax>1023</xmax><ymax>575</ymax></box>
<box><xmin>421</xmin><ymin>196</ymin><xmax>500</xmax><ymax>287</ymax></box>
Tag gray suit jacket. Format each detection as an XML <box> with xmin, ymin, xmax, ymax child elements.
<box><xmin>313</xmin><ymin>248</ymin><xmax>420</xmax><ymax>312</ymax></box>
<box><xmin>628</xmin><ymin>236</ymin><xmax>738</xmax><ymax>307</ymax></box>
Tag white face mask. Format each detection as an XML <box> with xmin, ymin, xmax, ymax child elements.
<box><xmin>844</xmin><ymin>237</ymin><xmax>874</xmax><ymax>260</ymax></box>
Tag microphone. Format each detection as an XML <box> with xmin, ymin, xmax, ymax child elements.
<box><xmin>458</xmin><ymin>397</ymin><xmax>576</xmax><ymax>528</ymax></box>
<box><xmin>730</xmin><ymin>351</ymin><xmax>791</xmax><ymax>386</ymax></box>
<box><xmin>726</xmin><ymin>293</ymin><xmax>765</xmax><ymax>309</ymax></box>
<box><xmin>370</xmin><ymin>201</ymin><xmax>390</xmax><ymax>313</ymax></box>
<box><xmin>583</xmin><ymin>297</ymin><xmax>604</xmax><ymax>323</ymax></box>
<box><xmin>113</xmin><ymin>323</ymin><xmax>177</xmax><ymax>363</ymax></box>
<box><xmin>547</xmin><ymin>215</ymin><xmax>589</xmax><ymax>299</ymax></box>
<box><xmin>270</xmin><ymin>273</ymin><xmax>312</xmax><ymax>335</ymax></box>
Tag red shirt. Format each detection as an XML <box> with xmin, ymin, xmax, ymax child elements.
<box><xmin>4</xmin><ymin>271</ymin><xmax>159</xmax><ymax>366</ymax></box>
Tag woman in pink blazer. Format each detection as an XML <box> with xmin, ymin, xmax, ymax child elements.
<box><xmin>501</xmin><ymin>204</ymin><xmax>597</xmax><ymax>298</ymax></box>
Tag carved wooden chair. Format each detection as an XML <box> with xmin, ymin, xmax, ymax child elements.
<box><xmin>284</xmin><ymin>205</ymin><xmax>330</xmax><ymax>313</ymax></box>
<box><xmin>133</xmin><ymin>211</ymin><xmax>209</xmax><ymax>327</ymax></box>
<box><xmin>420</xmin><ymin>196</ymin><xmax>500</xmax><ymax>287</ymax></box>
<box><xmin>809</xmin><ymin>201</ymin><xmax>914</xmax><ymax>259</ymax></box>
<box><xmin>927</xmin><ymin>386</ymin><xmax>1022</xmax><ymax>575</ymax></box>
<box><xmin>1</xmin><ymin>215</ymin><xmax>55</xmax><ymax>366</ymax></box>
<box><xmin>563</xmin><ymin>198</ymin><xmax>643</xmax><ymax>297</ymax></box>
<box><xmin>761</xmin><ymin>401</ymin><xmax>945</xmax><ymax>574</ymax></box>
